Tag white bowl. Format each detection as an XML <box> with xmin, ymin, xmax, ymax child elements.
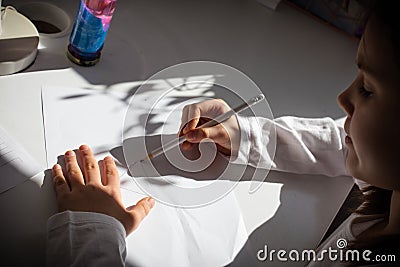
<box><xmin>17</xmin><ymin>2</ymin><xmax>71</xmax><ymax>39</ymax></box>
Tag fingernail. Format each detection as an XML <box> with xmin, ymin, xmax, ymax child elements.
<box><xmin>79</xmin><ymin>144</ymin><xmax>89</xmax><ymax>151</ymax></box>
<box><xmin>187</xmin><ymin>131</ymin><xmax>196</xmax><ymax>140</ymax></box>
<box><xmin>104</xmin><ymin>156</ymin><xmax>112</xmax><ymax>161</ymax></box>
<box><xmin>65</xmin><ymin>150</ymin><xmax>75</xmax><ymax>157</ymax></box>
<box><xmin>146</xmin><ymin>197</ymin><xmax>155</xmax><ymax>208</ymax></box>
<box><xmin>53</xmin><ymin>164</ymin><xmax>61</xmax><ymax>170</ymax></box>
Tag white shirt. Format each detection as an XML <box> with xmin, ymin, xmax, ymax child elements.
<box><xmin>235</xmin><ymin>116</ymin><xmax>386</xmax><ymax>266</ymax></box>
<box><xmin>307</xmin><ymin>213</ymin><xmax>384</xmax><ymax>266</ymax></box>
<box><xmin>46</xmin><ymin>116</ymin><xmax>376</xmax><ymax>266</ymax></box>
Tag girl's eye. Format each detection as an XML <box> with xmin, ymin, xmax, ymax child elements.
<box><xmin>359</xmin><ymin>86</ymin><xmax>373</xmax><ymax>97</ymax></box>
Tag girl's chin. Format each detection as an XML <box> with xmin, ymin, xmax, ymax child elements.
<box><xmin>345</xmin><ymin>153</ymin><xmax>361</xmax><ymax>178</ymax></box>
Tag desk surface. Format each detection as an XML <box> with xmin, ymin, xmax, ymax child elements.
<box><xmin>0</xmin><ymin>0</ymin><xmax>356</xmax><ymax>266</ymax></box>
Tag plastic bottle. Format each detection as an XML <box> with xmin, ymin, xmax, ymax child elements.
<box><xmin>67</xmin><ymin>0</ymin><xmax>117</xmax><ymax>66</ymax></box>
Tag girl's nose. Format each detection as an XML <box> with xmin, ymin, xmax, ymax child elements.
<box><xmin>337</xmin><ymin>86</ymin><xmax>354</xmax><ymax>117</ymax></box>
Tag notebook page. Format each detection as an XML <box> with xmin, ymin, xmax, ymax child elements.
<box><xmin>0</xmin><ymin>126</ymin><xmax>41</xmax><ymax>193</ymax></box>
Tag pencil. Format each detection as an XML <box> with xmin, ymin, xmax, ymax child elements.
<box><xmin>139</xmin><ymin>93</ymin><xmax>265</xmax><ymax>163</ymax></box>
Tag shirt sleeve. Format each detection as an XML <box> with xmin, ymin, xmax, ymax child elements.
<box><xmin>233</xmin><ymin>115</ymin><xmax>349</xmax><ymax>177</ymax></box>
<box><xmin>46</xmin><ymin>210</ymin><xmax>127</xmax><ymax>267</ymax></box>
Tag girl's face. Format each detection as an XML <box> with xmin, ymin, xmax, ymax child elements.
<box><xmin>338</xmin><ymin>15</ymin><xmax>400</xmax><ymax>190</ymax></box>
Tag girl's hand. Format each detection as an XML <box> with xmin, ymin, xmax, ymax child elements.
<box><xmin>179</xmin><ymin>99</ymin><xmax>240</xmax><ymax>157</ymax></box>
<box><xmin>51</xmin><ymin>145</ymin><xmax>154</xmax><ymax>236</ymax></box>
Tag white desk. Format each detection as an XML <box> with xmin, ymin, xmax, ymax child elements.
<box><xmin>0</xmin><ymin>0</ymin><xmax>356</xmax><ymax>266</ymax></box>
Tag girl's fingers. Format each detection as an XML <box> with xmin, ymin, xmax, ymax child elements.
<box><xmin>184</xmin><ymin>105</ymin><xmax>201</xmax><ymax>134</ymax></box>
<box><xmin>52</xmin><ymin>164</ymin><xmax>70</xmax><ymax>196</ymax></box>
<box><xmin>180</xmin><ymin>104</ymin><xmax>201</xmax><ymax>135</ymax></box>
<box><xmin>179</xmin><ymin>105</ymin><xmax>190</xmax><ymax>136</ymax></box>
<box><xmin>102</xmin><ymin>156</ymin><xmax>119</xmax><ymax>188</ymax></box>
<box><xmin>64</xmin><ymin>150</ymin><xmax>85</xmax><ymax>188</ymax></box>
<box><xmin>79</xmin><ymin>145</ymin><xmax>101</xmax><ymax>185</ymax></box>
<box><xmin>185</xmin><ymin>124</ymin><xmax>227</xmax><ymax>143</ymax></box>
<box><xmin>181</xmin><ymin>141</ymin><xmax>195</xmax><ymax>151</ymax></box>
<box><xmin>126</xmin><ymin>197</ymin><xmax>155</xmax><ymax>233</ymax></box>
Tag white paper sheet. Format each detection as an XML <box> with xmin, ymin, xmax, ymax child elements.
<box><xmin>41</xmin><ymin>85</ymin><xmax>249</xmax><ymax>266</ymax></box>
<box><xmin>0</xmin><ymin>126</ymin><xmax>41</xmax><ymax>193</ymax></box>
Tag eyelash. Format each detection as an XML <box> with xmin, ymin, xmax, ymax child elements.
<box><xmin>359</xmin><ymin>86</ymin><xmax>373</xmax><ymax>97</ymax></box>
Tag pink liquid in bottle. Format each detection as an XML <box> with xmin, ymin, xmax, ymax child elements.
<box><xmin>67</xmin><ymin>0</ymin><xmax>117</xmax><ymax>66</ymax></box>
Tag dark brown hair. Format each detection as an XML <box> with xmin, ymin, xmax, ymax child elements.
<box><xmin>357</xmin><ymin>0</ymin><xmax>400</xmax><ymax>66</ymax></box>
<box><xmin>372</xmin><ymin>1</ymin><xmax>400</xmax><ymax>67</ymax></box>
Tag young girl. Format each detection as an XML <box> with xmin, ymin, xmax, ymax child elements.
<box><xmin>48</xmin><ymin>1</ymin><xmax>398</xmax><ymax>266</ymax></box>
<box><xmin>180</xmin><ymin>1</ymin><xmax>400</xmax><ymax>265</ymax></box>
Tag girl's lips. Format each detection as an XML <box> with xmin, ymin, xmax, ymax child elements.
<box><xmin>345</xmin><ymin>135</ymin><xmax>353</xmax><ymax>144</ymax></box>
